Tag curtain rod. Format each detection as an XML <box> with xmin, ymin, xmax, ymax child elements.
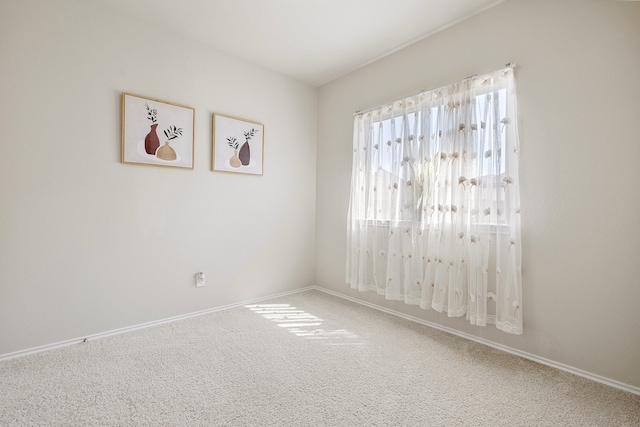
<box><xmin>354</xmin><ymin>62</ymin><xmax>516</xmax><ymax>116</ymax></box>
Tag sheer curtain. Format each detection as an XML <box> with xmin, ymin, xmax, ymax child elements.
<box><xmin>346</xmin><ymin>66</ymin><xmax>522</xmax><ymax>334</ymax></box>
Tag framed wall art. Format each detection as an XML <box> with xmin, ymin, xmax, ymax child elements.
<box><xmin>212</xmin><ymin>113</ymin><xmax>264</xmax><ymax>175</ymax></box>
<box><xmin>121</xmin><ymin>93</ymin><xmax>195</xmax><ymax>169</ymax></box>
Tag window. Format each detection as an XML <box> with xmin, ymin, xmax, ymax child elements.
<box><xmin>347</xmin><ymin>66</ymin><xmax>523</xmax><ymax>334</ymax></box>
<box><xmin>364</xmin><ymin>88</ymin><xmax>509</xmax><ymax>227</ymax></box>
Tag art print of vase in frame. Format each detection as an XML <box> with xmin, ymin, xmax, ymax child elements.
<box><xmin>121</xmin><ymin>93</ymin><xmax>195</xmax><ymax>169</ymax></box>
<box><xmin>212</xmin><ymin>113</ymin><xmax>264</xmax><ymax>175</ymax></box>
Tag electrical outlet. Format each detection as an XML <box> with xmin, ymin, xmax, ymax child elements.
<box><xmin>195</xmin><ymin>272</ymin><xmax>205</xmax><ymax>288</ymax></box>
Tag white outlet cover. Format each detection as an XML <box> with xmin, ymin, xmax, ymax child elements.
<box><xmin>196</xmin><ymin>272</ymin><xmax>205</xmax><ymax>287</ymax></box>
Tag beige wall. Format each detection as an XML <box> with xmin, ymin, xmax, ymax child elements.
<box><xmin>0</xmin><ymin>0</ymin><xmax>317</xmax><ymax>355</ymax></box>
<box><xmin>316</xmin><ymin>0</ymin><xmax>640</xmax><ymax>388</ymax></box>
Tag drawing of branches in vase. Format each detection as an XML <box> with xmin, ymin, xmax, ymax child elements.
<box><xmin>143</xmin><ymin>102</ymin><xmax>182</xmax><ymax>161</ymax></box>
<box><xmin>238</xmin><ymin>128</ymin><xmax>259</xmax><ymax>166</ymax></box>
<box><xmin>122</xmin><ymin>93</ymin><xmax>195</xmax><ymax>169</ymax></box>
<box><xmin>227</xmin><ymin>127</ymin><xmax>259</xmax><ymax>168</ymax></box>
<box><xmin>144</xmin><ymin>103</ymin><xmax>159</xmax><ymax>155</ymax></box>
<box><xmin>157</xmin><ymin>125</ymin><xmax>183</xmax><ymax>161</ymax></box>
<box><xmin>227</xmin><ymin>136</ymin><xmax>241</xmax><ymax>168</ymax></box>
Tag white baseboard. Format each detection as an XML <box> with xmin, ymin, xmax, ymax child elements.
<box><xmin>311</xmin><ymin>286</ymin><xmax>640</xmax><ymax>396</ymax></box>
<box><xmin>3</xmin><ymin>285</ymin><xmax>638</xmax><ymax>396</ymax></box>
<box><xmin>0</xmin><ymin>287</ymin><xmax>314</xmax><ymax>362</ymax></box>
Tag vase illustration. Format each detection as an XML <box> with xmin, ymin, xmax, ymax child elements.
<box><xmin>229</xmin><ymin>150</ymin><xmax>241</xmax><ymax>168</ymax></box>
<box><xmin>144</xmin><ymin>124</ymin><xmax>160</xmax><ymax>155</ymax></box>
<box><xmin>239</xmin><ymin>141</ymin><xmax>250</xmax><ymax>166</ymax></box>
<box><xmin>156</xmin><ymin>141</ymin><xmax>177</xmax><ymax>161</ymax></box>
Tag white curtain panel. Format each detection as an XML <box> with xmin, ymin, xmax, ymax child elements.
<box><xmin>347</xmin><ymin>67</ymin><xmax>522</xmax><ymax>334</ymax></box>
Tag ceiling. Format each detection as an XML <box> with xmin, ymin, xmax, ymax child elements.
<box><xmin>88</xmin><ymin>0</ymin><xmax>506</xmax><ymax>87</ymax></box>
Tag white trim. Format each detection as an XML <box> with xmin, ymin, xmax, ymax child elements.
<box><xmin>0</xmin><ymin>287</ymin><xmax>313</xmax><ymax>362</ymax></box>
<box><xmin>312</xmin><ymin>286</ymin><xmax>640</xmax><ymax>396</ymax></box>
<box><xmin>2</xmin><ymin>284</ymin><xmax>637</xmax><ymax>397</ymax></box>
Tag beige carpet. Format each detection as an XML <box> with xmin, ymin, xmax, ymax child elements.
<box><xmin>1</xmin><ymin>290</ymin><xmax>638</xmax><ymax>426</ymax></box>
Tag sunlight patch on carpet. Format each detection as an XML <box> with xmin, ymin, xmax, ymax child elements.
<box><xmin>245</xmin><ymin>303</ymin><xmax>361</xmax><ymax>345</ymax></box>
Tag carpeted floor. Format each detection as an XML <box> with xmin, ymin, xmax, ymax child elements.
<box><xmin>1</xmin><ymin>290</ymin><xmax>639</xmax><ymax>426</ymax></box>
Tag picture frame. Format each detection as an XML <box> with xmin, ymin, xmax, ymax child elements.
<box><xmin>121</xmin><ymin>93</ymin><xmax>195</xmax><ymax>169</ymax></box>
<box><xmin>212</xmin><ymin>113</ymin><xmax>264</xmax><ymax>175</ymax></box>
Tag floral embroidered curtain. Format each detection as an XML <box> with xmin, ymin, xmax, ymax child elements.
<box><xmin>346</xmin><ymin>66</ymin><xmax>522</xmax><ymax>334</ymax></box>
